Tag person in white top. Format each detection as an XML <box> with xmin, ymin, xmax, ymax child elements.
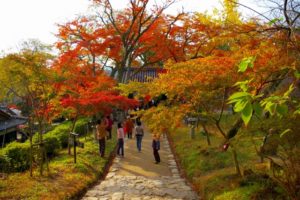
<box><xmin>117</xmin><ymin>122</ymin><xmax>125</xmax><ymax>156</ymax></box>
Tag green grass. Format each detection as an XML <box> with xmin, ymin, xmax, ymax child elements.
<box><xmin>169</xmin><ymin>116</ymin><xmax>288</xmax><ymax>200</ymax></box>
<box><xmin>0</xmin><ymin>130</ymin><xmax>117</xmax><ymax>200</ymax></box>
<box><xmin>214</xmin><ymin>183</ymin><xmax>262</xmax><ymax>200</ymax></box>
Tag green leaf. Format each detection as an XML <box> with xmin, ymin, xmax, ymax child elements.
<box><xmin>265</xmin><ymin>102</ymin><xmax>276</xmax><ymax>115</ymax></box>
<box><xmin>276</xmin><ymin>104</ymin><xmax>288</xmax><ymax>116</ymax></box>
<box><xmin>268</xmin><ymin>17</ymin><xmax>283</xmax><ymax>25</ymax></box>
<box><xmin>228</xmin><ymin>92</ymin><xmax>250</xmax><ymax>101</ymax></box>
<box><xmin>295</xmin><ymin>71</ymin><xmax>300</xmax><ymax>79</ymax></box>
<box><xmin>253</xmin><ymin>94</ymin><xmax>264</xmax><ymax>100</ymax></box>
<box><xmin>233</xmin><ymin>80</ymin><xmax>250</xmax><ymax>87</ymax></box>
<box><xmin>233</xmin><ymin>79</ymin><xmax>252</xmax><ymax>92</ymax></box>
<box><xmin>253</xmin><ymin>102</ymin><xmax>263</xmax><ymax>117</ymax></box>
<box><xmin>238</xmin><ymin>57</ymin><xmax>256</xmax><ymax>73</ymax></box>
<box><xmin>280</xmin><ymin>129</ymin><xmax>291</xmax><ymax>138</ymax></box>
<box><xmin>234</xmin><ymin>99</ymin><xmax>248</xmax><ymax>112</ymax></box>
<box><xmin>241</xmin><ymin>102</ymin><xmax>253</xmax><ymax>126</ymax></box>
<box><xmin>284</xmin><ymin>84</ymin><xmax>294</xmax><ymax>97</ymax></box>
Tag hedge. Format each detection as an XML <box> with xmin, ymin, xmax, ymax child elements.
<box><xmin>74</xmin><ymin>118</ymin><xmax>89</xmax><ymax>135</ymax></box>
<box><xmin>0</xmin><ymin>142</ymin><xmax>30</xmax><ymax>172</ymax></box>
<box><xmin>46</xmin><ymin>121</ymin><xmax>71</xmax><ymax>148</ymax></box>
<box><xmin>0</xmin><ymin>118</ymin><xmax>90</xmax><ymax>173</ymax></box>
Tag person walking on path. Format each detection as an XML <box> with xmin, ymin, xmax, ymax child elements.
<box><xmin>105</xmin><ymin>115</ymin><xmax>113</xmax><ymax>140</ymax></box>
<box><xmin>134</xmin><ymin>121</ymin><xmax>144</xmax><ymax>152</ymax></box>
<box><xmin>152</xmin><ymin>134</ymin><xmax>161</xmax><ymax>164</ymax></box>
<box><xmin>117</xmin><ymin>122</ymin><xmax>125</xmax><ymax>157</ymax></box>
<box><xmin>124</xmin><ymin>116</ymin><xmax>134</xmax><ymax>139</ymax></box>
<box><xmin>96</xmin><ymin>119</ymin><xmax>107</xmax><ymax>157</ymax></box>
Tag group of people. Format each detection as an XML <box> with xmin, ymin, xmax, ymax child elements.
<box><xmin>95</xmin><ymin>115</ymin><xmax>161</xmax><ymax>164</ymax></box>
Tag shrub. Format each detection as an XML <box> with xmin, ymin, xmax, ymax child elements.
<box><xmin>0</xmin><ymin>119</ymin><xmax>90</xmax><ymax>173</ymax></box>
<box><xmin>43</xmin><ymin>135</ymin><xmax>60</xmax><ymax>157</ymax></box>
<box><xmin>0</xmin><ymin>153</ymin><xmax>10</xmax><ymax>173</ymax></box>
<box><xmin>48</xmin><ymin>122</ymin><xmax>71</xmax><ymax>148</ymax></box>
<box><xmin>74</xmin><ymin>118</ymin><xmax>89</xmax><ymax>135</ymax></box>
<box><xmin>2</xmin><ymin>142</ymin><xmax>30</xmax><ymax>172</ymax></box>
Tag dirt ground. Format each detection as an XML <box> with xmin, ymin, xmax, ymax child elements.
<box><xmin>115</xmin><ymin>129</ymin><xmax>172</xmax><ymax>177</ymax></box>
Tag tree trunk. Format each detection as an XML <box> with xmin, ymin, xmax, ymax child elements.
<box><xmin>201</xmin><ymin>123</ymin><xmax>211</xmax><ymax>146</ymax></box>
<box><xmin>231</xmin><ymin>146</ymin><xmax>242</xmax><ymax>177</ymax></box>
<box><xmin>68</xmin><ymin>116</ymin><xmax>78</xmax><ymax>155</ymax></box>
<box><xmin>29</xmin><ymin>118</ymin><xmax>33</xmax><ymax>177</ymax></box>
<box><xmin>92</xmin><ymin>54</ymin><xmax>96</xmax><ymax>77</ymax></box>
<box><xmin>117</xmin><ymin>68</ymin><xmax>125</xmax><ymax>83</ymax></box>
<box><xmin>226</xmin><ymin>117</ymin><xmax>243</xmax><ymax>139</ymax></box>
<box><xmin>38</xmin><ymin>121</ymin><xmax>44</xmax><ymax>176</ymax></box>
<box><xmin>110</xmin><ymin>67</ymin><xmax>117</xmax><ymax>78</ymax></box>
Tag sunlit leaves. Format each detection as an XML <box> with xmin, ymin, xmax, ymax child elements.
<box><xmin>228</xmin><ymin>90</ymin><xmax>254</xmax><ymax>126</ymax></box>
<box><xmin>229</xmin><ymin>77</ymin><xmax>295</xmax><ymax>126</ymax></box>
<box><xmin>260</xmin><ymin>84</ymin><xmax>294</xmax><ymax>118</ymax></box>
<box><xmin>0</xmin><ymin>41</ymin><xmax>56</xmax><ymax>121</ymax></box>
<box><xmin>241</xmin><ymin>102</ymin><xmax>253</xmax><ymax>126</ymax></box>
<box><xmin>238</xmin><ymin>56</ymin><xmax>256</xmax><ymax>72</ymax></box>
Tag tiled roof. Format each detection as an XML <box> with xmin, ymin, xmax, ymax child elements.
<box><xmin>122</xmin><ymin>67</ymin><xmax>166</xmax><ymax>83</ymax></box>
<box><xmin>0</xmin><ymin>107</ymin><xmax>27</xmax><ymax>132</ymax></box>
<box><xmin>0</xmin><ymin>110</ymin><xmax>10</xmax><ymax>120</ymax></box>
<box><xmin>0</xmin><ymin>107</ymin><xmax>17</xmax><ymax>116</ymax></box>
<box><xmin>0</xmin><ymin>118</ymin><xmax>27</xmax><ymax>132</ymax></box>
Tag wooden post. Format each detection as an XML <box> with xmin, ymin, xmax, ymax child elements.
<box><xmin>73</xmin><ymin>134</ymin><xmax>76</xmax><ymax>163</ymax></box>
<box><xmin>70</xmin><ymin>132</ymin><xmax>79</xmax><ymax>163</ymax></box>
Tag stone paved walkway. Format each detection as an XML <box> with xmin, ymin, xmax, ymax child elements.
<box><xmin>82</xmin><ymin>129</ymin><xmax>199</xmax><ymax>200</ymax></box>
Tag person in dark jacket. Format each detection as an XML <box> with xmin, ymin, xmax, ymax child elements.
<box><xmin>134</xmin><ymin>121</ymin><xmax>144</xmax><ymax>152</ymax></box>
<box><xmin>152</xmin><ymin>134</ymin><xmax>161</xmax><ymax>164</ymax></box>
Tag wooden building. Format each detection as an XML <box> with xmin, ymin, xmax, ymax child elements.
<box><xmin>0</xmin><ymin>107</ymin><xmax>27</xmax><ymax>146</ymax></box>
<box><xmin>121</xmin><ymin>67</ymin><xmax>166</xmax><ymax>83</ymax></box>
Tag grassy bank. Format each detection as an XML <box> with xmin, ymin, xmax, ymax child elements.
<box><xmin>0</xmin><ymin>132</ymin><xmax>116</xmax><ymax>200</ymax></box>
<box><xmin>169</xmin><ymin>117</ymin><xmax>287</xmax><ymax>200</ymax></box>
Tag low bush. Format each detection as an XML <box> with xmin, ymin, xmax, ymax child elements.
<box><xmin>0</xmin><ymin>142</ymin><xmax>30</xmax><ymax>172</ymax></box>
<box><xmin>47</xmin><ymin>121</ymin><xmax>71</xmax><ymax>148</ymax></box>
<box><xmin>74</xmin><ymin>118</ymin><xmax>89</xmax><ymax>135</ymax></box>
<box><xmin>0</xmin><ymin>153</ymin><xmax>10</xmax><ymax>173</ymax></box>
<box><xmin>43</xmin><ymin>135</ymin><xmax>60</xmax><ymax>157</ymax></box>
<box><xmin>0</xmin><ymin>118</ymin><xmax>90</xmax><ymax>173</ymax></box>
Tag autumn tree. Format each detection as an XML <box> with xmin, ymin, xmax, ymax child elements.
<box><xmin>0</xmin><ymin>40</ymin><xmax>55</xmax><ymax>176</ymax></box>
<box><xmin>225</xmin><ymin>0</ymin><xmax>300</xmax><ymax>197</ymax></box>
<box><xmin>117</xmin><ymin>0</ymin><xmax>300</xmax><ymax>177</ymax></box>
<box><xmin>53</xmin><ymin>45</ymin><xmax>138</xmax><ymax>154</ymax></box>
<box><xmin>56</xmin><ymin>0</ymin><xmax>193</xmax><ymax>82</ymax></box>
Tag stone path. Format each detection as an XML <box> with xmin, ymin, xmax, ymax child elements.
<box><xmin>82</xmin><ymin>129</ymin><xmax>199</xmax><ymax>200</ymax></box>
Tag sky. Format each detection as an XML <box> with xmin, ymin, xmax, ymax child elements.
<box><xmin>0</xmin><ymin>0</ymin><xmax>265</xmax><ymax>54</ymax></box>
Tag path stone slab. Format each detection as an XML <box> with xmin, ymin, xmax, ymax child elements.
<box><xmin>81</xmin><ymin>128</ymin><xmax>199</xmax><ymax>200</ymax></box>
<box><xmin>112</xmin><ymin>192</ymin><xmax>124</xmax><ymax>200</ymax></box>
